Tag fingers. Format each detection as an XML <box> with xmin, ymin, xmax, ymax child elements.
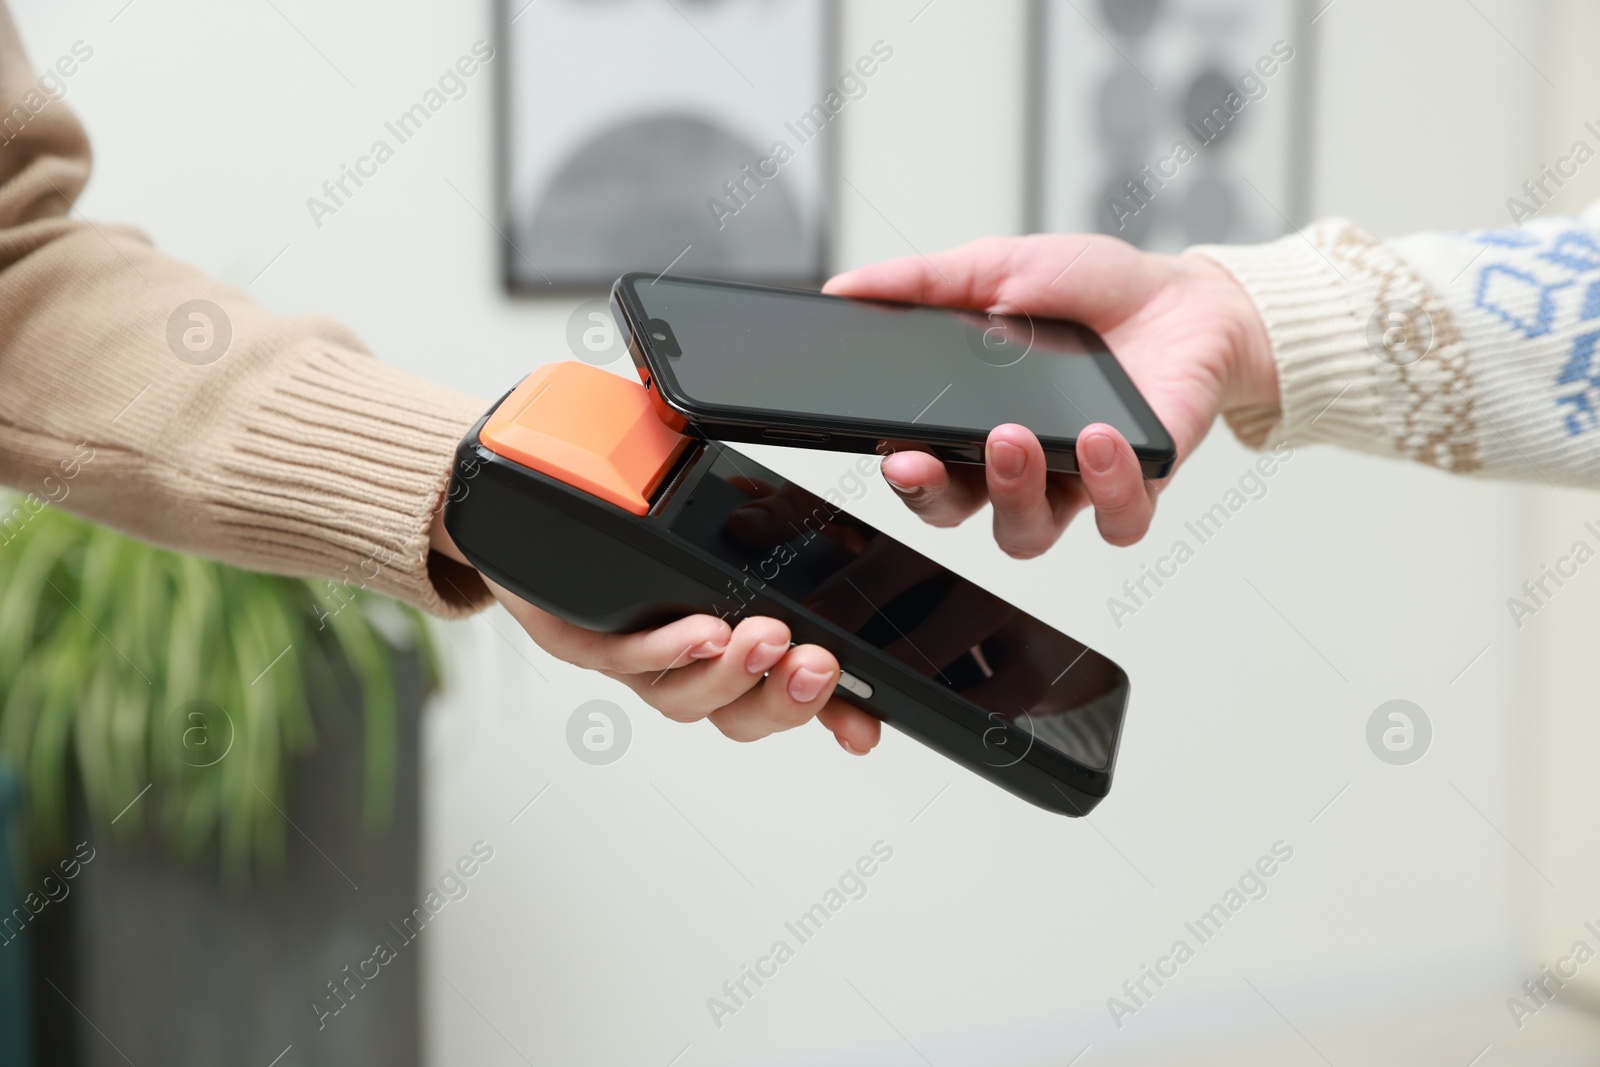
<box><xmin>985</xmin><ymin>425</ymin><xmax>1069</xmax><ymax>559</ymax></box>
<box><xmin>1075</xmin><ymin>424</ymin><xmax>1155</xmax><ymax>547</ymax></box>
<box><xmin>487</xmin><ymin>577</ymin><xmax>735</xmax><ymax>674</ymax></box>
<box><xmin>881</xmin><ymin>425</ymin><xmax>1155</xmax><ymax>553</ymax></box>
<box><xmin>817</xmin><ymin>701</ymin><xmax>882</xmax><ymax>755</ymax></box>
<box><xmin>606</xmin><ymin>616</ymin><xmax>791</xmax><ymax>723</ymax></box>
<box><xmin>881</xmin><ymin>429</ymin><xmax>1106</xmax><ymax>556</ymax></box>
<box><xmin>638</xmin><ymin>635</ymin><xmax>881</xmax><ymax>753</ymax></box>
<box><xmin>707</xmin><ymin>643</ymin><xmax>840</xmax><ymax>743</ymax></box>
<box><xmin>880</xmin><ymin>444</ymin><xmax>988</xmax><ymax>528</ymax></box>
<box><xmin>824</xmin><ymin>237</ymin><xmax>1019</xmax><ymax>309</ymax></box>
<box><xmin>521</xmin><ymin>607</ymin><xmax>731</xmax><ymax>675</ymax></box>
<box><xmin>490</xmin><ymin>577</ymin><xmax>875</xmax><ymax>754</ymax></box>
<box><xmin>824</xmin><ymin>234</ymin><xmax>1159</xmax><ymax>328</ymax></box>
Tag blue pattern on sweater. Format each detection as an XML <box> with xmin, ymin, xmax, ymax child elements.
<box><xmin>1462</xmin><ymin>224</ymin><xmax>1600</xmax><ymax>436</ymax></box>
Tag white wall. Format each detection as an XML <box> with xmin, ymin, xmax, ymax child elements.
<box><xmin>12</xmin><ymin>0</ymin><xmax>1579</xmax><ymax>1062</ymax></box>
<box><xmin>1523</xmin><ymin>0</ymin><xmax>1600</xmax><ymax>1013</ymax></box>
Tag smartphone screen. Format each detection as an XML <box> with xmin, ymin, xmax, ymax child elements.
<box><xmin>621</xmin><ymin>274</ymin><xmax>1164</xmax><ymax>451</ymax></box>
<box><xmin>668</xmin><ymin>449</ymin><xmax>1128</xmax><ymax>773</ymax></box>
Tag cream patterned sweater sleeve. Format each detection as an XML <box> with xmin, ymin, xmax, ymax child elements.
<box><xmin>1193</xmin><ymin>201</ymin><xmax>1600</xmax><ymax>485</ymax></box>
<box><xmin>0</xmin><ymin>7</ymin><xmax>492</xmax><ymax>617</ymax></box>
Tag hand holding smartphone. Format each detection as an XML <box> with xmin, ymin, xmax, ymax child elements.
<box><xmin>813</xmin><ymin>234</ymin><xmax>1278</xmax><ymax>558</ymax></box>
<box><xmin>610</xmin><ymin>272</ymin><xmax>1177</xmax><ymax>478</ymax></box>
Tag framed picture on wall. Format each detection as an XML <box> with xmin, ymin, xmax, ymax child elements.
<box><xmin>1028</xmin><ymin>0</ymin><xmax>1313</xmax><ymax>251</ymax></box>
<box><xmin>499</xmin><ymin>0</ymin><xmax>836</xmax><ymax>292</ymax></box>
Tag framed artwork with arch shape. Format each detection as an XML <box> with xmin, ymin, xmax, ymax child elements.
<box><xmin>498</xmin><ymin>0</ymin><xmax>835</xmax><ymax>293</ymax></box>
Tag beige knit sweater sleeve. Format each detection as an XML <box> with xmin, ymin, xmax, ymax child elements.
<box><xmin>0</xmin><ymin>9</ymin><xmax>492</xmax><ymax>617</ymax></box>
<box><xmin>1193</xmin><ymin>202</ymin><xmax>1600</xmax><ymax>485</ymax></box>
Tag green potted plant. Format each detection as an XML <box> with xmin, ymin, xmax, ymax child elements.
<box><xmin>1</xmin><ymin>501</ymin><xmax>442</xmax><ymax>1066</ymax></box>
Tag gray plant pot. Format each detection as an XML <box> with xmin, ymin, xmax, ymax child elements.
<box><xmin>30</xmin><ymin>656</ymin><xmax>426</xmax><ymax>1067</ymax></box>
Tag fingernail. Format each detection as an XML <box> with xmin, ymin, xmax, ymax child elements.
<box><xmin>688</xmin><ymin>640</ymin><xmax>726</xmax><ymax>660</ymax></box>
<box><xmin>1082</xmin><ymin>433</ymin><xmax>1116</xmax><ymax>474</ymax></box>
<box><xmin>989</xmin><ymin>440</ymin><xmax>1026</xmax><ymax>480</ymax></box>
<box><xmin>883</xmin><ymin>467</ymin><xmax>921</xmax><ymax>495</ymax></box>
<box><xmin>787</xmin><ymin>667</ymin><xmax>832</xmax><ymax>704</ymax></box>
<box><xmin>745</xmin><ymin>640</ymin><xmax>788</xmax><ymax>674</ymax></box>
<box><xmin>838</xmin><ymin>735</ymin><xmax>867</xmax><ymax>756</ymax></box>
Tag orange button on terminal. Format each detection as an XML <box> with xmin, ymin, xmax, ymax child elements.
<box><xmin>479</xmin><ymin>362</ymin><xmax>690</xmax><ymax>516</ymax></box>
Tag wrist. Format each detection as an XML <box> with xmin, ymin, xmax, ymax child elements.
<box><xmin>1185</xmin><ymin>253</ymin><xmax>1279</xmax><ymax>413</ymax></box>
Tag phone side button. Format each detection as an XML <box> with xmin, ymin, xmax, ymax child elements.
<box><xmin>836</xmin><ymin>670</ymin><xmax>874</xmax><ymax>699</ymax></box>
<box><xmin>762</xmin><ymin>429</ymin><xmax>832</xmax><ymax>444</ymax></box>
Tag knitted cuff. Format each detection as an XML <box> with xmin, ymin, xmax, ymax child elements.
<box><xmin>1188</xmin><ymin>220</ymin><xmax>1482</xmax><ymax>474</ymax></box>
<box><xmin>213</xmin><ymin>342</ymin><xmax>492</xmax><ymax>619</ymax></box>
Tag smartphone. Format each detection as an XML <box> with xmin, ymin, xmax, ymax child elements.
<box><xmin>443</xmin><ymin>362</ymin><xmax>1131</xmax><ymax>815</ymax></box>
<box><xmin>611</xmin><ymin>272</ymin><xmax>1176</xmax><ymax>478</ymax></box>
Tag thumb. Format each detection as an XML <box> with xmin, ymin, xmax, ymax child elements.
<box><xmin>823</xmin><ymin>236</ymin><xmax>1022</xmax><ymax>310</ymax></box>
<box><xmin>825</xmin><ymin>234</ymin><xmax>1161</xmax><ymax>330</ymax></box>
